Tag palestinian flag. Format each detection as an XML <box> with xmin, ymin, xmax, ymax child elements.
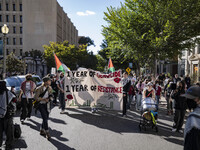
<box><xmin>108</xmin><ymin>57</ymin><xmax>115</xmax><ymax>73</ymax></box>
<box><xmin>54</xmin><ymin>53</ymin><xmax>70</xmax><ymax>73</ymax></box>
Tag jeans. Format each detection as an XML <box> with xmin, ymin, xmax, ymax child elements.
<box><xmin>166</xmin><ymin>96</ymin><xmax>173</xmax><ymax>112</ymax></box>
<box><xmin>123</xmin><ymin>93</ymin><xmax>128</xmax><ymax>115</ymax></box>
<box><xmin>20</xmin><ymin>98</ymin><xmax>33</xmax><ymax>120</ymax></box>
<box><xmin>59</xmin><ymin>93</ymin><xmax>65</xmax><ymax>111</ymax></box>
<box><xmin>173</xmin><ymin>109</ymin><xmax>186</xmax><ymax>130</ymax></box>
<box><xmin>127</xmin><ymin>95</ymin><xmax>133</xmax><ymax>109</ymax></box>
<box><xmin>39</xmin><ymin>104</ymin><xmax>49</xmax><ymax>131</ymax></box>
<box><xmin>53</xmin><ymin>93</ymin><xmax>58</xmax><ymax>104</ymax></box>
<box><xmin>136</xmin><ymin>94</ymin><xmax>142</xmax><ymax>110</ymax></box>
<box><xmin>155</xmin><ymin>95</ymin><xmax>160</xmax><ymax>110</ymax></box>
<box><xmin>0</xmin><ymin>117</ymin><xmax>14</xmax><ymax>148</ymax></box>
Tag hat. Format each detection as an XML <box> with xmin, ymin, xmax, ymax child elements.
<box><xmin>182</xmin><ymin>86</ymin><xmax>200</xmax><ymax>99</ymax></box>
<box><xmin>42</xmin><ymin>76</ymin><xmax>51</xmax><ymax>82</ymax></box>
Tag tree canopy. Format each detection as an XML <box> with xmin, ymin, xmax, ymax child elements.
<box><xmin>102</xmin><ymin>0</ymin><xmax>200</xmax><ymax>72</ymax></box>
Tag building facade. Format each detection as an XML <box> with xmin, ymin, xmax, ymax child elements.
<box><xmin>0</xmin><ymin>0</ymin><xmax>78</xmax><ymax>76</ymax></box>
<box><xmin>178</xmin><ymin>44</ymin><xmax>200</xmax><ymax>81</ymax></box>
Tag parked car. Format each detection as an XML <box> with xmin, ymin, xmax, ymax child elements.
<box><xmin>4</xmin><ymin>76</ymin><xmax>21</xmax><ymax>97</ymax></box>
<box><xmin>17</xmin><ymin>75</ymin><xmax>42</xmax><ymax>87</ymax></box>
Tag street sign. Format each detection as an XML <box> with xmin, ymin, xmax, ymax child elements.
<box><xmin>0</xmin><ymin>40</ymin><xmax>3</xmax><ymax>55</ymax></box>
<box><xmin>126</xmin><ymin>67</ymin><xmax>131</xmax><ymax>74</ymax></box>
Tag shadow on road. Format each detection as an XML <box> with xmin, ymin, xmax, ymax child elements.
<box><xmin>65</xmin><ymin>107</ymin><xmax>184</xmax><ymax>146</ymax></box>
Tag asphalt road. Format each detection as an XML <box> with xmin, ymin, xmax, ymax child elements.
<box><xmin>9</xmin><ymin>100</ymin><xmax>184</xmax><ymax>150</ymax></box>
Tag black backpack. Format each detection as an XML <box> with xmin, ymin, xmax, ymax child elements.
<box><xmin>14</xmin><ymin>123</ymin><xmax>21</xmax><ymax>139</ymax></box>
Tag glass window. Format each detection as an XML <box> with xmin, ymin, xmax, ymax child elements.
<box><xmin>13</xmin><ymin>15</ymin><xmax>15</xmax><ymax>22</ymax></box>
<box><xmin>20</xmin><ymin>38</ymin><xmax>22</xmax><ymax>45</ymax></box>
<box><xmin>6</xmin><ymin>49</ymin><xmax>9</xmax><ymax>55</ymax></box>
<box><xmin>20</xmin><ymin>4</ymin><xmax>22</xmax><ymax>11</ymax></box>
<box><xmin>0</xmin><ymin>3</ymin><xmax>2</xmax><ymax>11</ymax></box>
<box><xmin>13</xmin><ymin>38</ymin><xmax>16</xmax><ymax>45</ymax></box>
<box><xmin>13</xmin><ymin>4</ymin><xmax>15</xmax><ymax>11</ymax></box>
<box><xmin>20</xmin><ymin>49</ymin><xmax>22</xmax><ymax>56</ymax></box>
<box><xmin>13</xmin><ymin>49</ymin><xmax>15</xmax><ymax>54</ymax></box>
<box><xmin>198</xmin><ymin>44</ymin><xmax>200</xmax><ymax>54</ymax></box>
<box><xmin>6</xmin><ymin>15</ymin><xmax>9</xmax><ymax>22</ymax></box>
<box><xmin>0</xmin><ymin>15</ymin><xmax>1</xmax><ymax>22</ymax></box>
<box><xmin>13</xmin><ymin>26</ymin><xmax>16</xmax><ymax>34</ymax></box>
<box><xmin>20</xmin><ymin>15</ymin><xmax>22</xmax><ymax>23</ymax></box>
<box><xmin>6</xmin><ymin>38</ymin><xmax>9</xmax><ymax>45</ymax></box>
<box><xmin>6</xmin><ymin>3</ymin><xmax>8</xmax><ymax>11</ymax></box>
<box><xmin>20</xmin><ymin>27</ymin><xmax>22</xmax><ymax>34</ymax></box>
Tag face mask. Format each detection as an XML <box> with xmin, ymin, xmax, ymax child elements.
<box><xmin>187</xmin><ymin>99</ymin><xmax>198</xmax><ymax>110</ymax></box>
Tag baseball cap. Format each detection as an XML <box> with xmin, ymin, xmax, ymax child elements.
<box><xmin>182</xmin><ymin>86</ymin><xmax>200</xmax><ymax>99</ymax></box>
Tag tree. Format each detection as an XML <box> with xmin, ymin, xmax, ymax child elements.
<box><xmin>43</xmin><ymin>41</ymin><xmax>93</xmax><ymax>70</ymax></box>
<box><xmin>78</xmin><ymin>36</ymin><xmax>95</xmax><ymax>47</ymax></box>
<box><xmin>6</xmin><ymin>52</ymin><xmax>24</xmax><ymax>74</ymax></box>
<box><xmin>103</xmin><ymin>0</ymin><xmax>200</xmax><ymax>74</ymax></box>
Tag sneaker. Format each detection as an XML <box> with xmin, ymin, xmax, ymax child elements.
<box><xmin>60</xmin><ymin>110</ymin><xmax>65</xmax><ymax>114</ymax></box>
<box><xmin>40</xmin><ymin>129</ymin><xmax>46</xmax><ymax>136</ymax></box>
<box><xmin>46</xmin><ymin>132</ymin><xmax>51</xmax><ymax>140</ymax></box>
<box><xmin>177</xmin><ymin>129</ymin><xmax>183</xmax><ymax>133</ymax></box>
<box><xmin>172</xmin><ymin>128</ymin><xmax>177</xmax><ymax>132</ymax></box>
<box><xmin>20</xmin><ymin>119</ymin><xmax>24</xmax><ymax>124</ymax></box>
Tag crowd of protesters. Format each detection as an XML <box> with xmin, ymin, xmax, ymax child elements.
<box><xmin>121</xmin><ymin>72</ymin><xmax>200</xmax><ymax>149</ymax></box>
<box><xmin>0</xmin><ymin>71</ymin><xmax>200</xmax><ymax>149</ymax></box>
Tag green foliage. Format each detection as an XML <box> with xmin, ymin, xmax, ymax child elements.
<box><xmin>78</xmin><ymin>36</ymin><xmax>95</xmax><ymax>47</ymax></box>
<box><xmin>102</xmin><ymin>0</ymin><xmax>200</xmax><ymax>71</ymax></box>
<box><xmin>43</xmin><ymin>41</ymin><xmax>100</xmax><ymax>70</ymax></box>
<box><xmin>25</xmin><ymin>49</ymin><xmax>43</xmax><ymax>59</ymax></box>
<box><xmin>6</xmin><ymin>52</ymin><xmax>24</xmax><ymax>73</ymax></box>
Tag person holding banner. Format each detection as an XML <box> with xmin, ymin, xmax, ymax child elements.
<box><xmin>57</xmin><ymin>72</ymin><xmax>66</xmax><ymax>114</ymax></box>
<box><xmin>122</xmin><ymin>72</ymin><xmax>131</xmax><ymax>117</ymax></box>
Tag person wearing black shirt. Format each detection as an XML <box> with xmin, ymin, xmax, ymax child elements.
<box><xmin>121</xmin><ymin>72</ymin><xmax>131</xmax><ymax>117</ymax></box>
<box><xmin>171</xmin><ymin>81</ymin><xmax>187</xmax><ymax>133</ymax></box>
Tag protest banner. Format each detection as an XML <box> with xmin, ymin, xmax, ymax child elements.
<box><xmin>64</xmin><ymin>69</ymin><xmax>123</xmax><ymax>110</ymax></box>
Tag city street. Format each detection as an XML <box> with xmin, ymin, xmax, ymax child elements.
<box><xmin>11</xmin><ymin>99</ymin><xmax>184</xmax><ymax>150</ymax></box>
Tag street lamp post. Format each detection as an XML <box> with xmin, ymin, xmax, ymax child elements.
<box><xmin>1</xmin><ymin>24</ymin><xmax>9</xmax><ymax>79</ymax></box>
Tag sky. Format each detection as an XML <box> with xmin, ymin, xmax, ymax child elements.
<box><xmin>57</xmin><ymin>0</ymin><xmax>124</xmax><ymax>54</ymax></box>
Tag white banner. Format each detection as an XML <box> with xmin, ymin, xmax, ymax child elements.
<box><xmin>64</xmin><ymin>69</ymin><xmax>123</xmax><ymax>110</ymax></box>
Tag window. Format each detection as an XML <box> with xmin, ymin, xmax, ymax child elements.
<box><xmin>6</xmin><ymin>15</ymin><xmax>9</xmax><ymax>22</ymax></box>
<box><xmin>20</xmin><ymin>27</ymin><xmax>22</xmax><ymax>34</ymax></box>
<box><xmin>0</xmin><ymin>3</ymin><xmax>2</xmax><ymax>11</ymax></box>
<box><xmin>13</xmin><ymin>38</ymin><xmax>16</xmax><ymax>45</ymax></box>
<box><xmin>0</xmin><ymin>15</ymin><xmax>2</xmax><ymax>22</ymax></box>
<box><xmin>20</xmin><ymin>49</ymin><xmax>22</xmax><ymax>56</ymax></box>
<box><xmin>13</xmin><ymin>15</ymin><xmax>15</xmax><ymax>22</ymax></box>
<box><xmin>6</xmin><ymin>49</ymin><xmax>9</xmax><ymax>55</ymax></box>
<box><xmin>13</xmin><ymin>26</ymin><xmax>16</xmax><ymax>34</ymax></box>
<box><xmin>20</xmin><ymin>38</ymin><xmax>22</xmax><ymax>45</ymax></box>
<box><xmin>20</xmin><ymin>4</ymin><xmax>22</xmax><ymax>11</ymax></box>
<box><xmin>13</xmin><ymin>4</ymin><xmax>15</xmax><ymax>11</ymax></box>
<box><xmin>6</xmin><ymin>38</ymin><xmax>9</xmax><ymax>45</ymax></box>
<box><xmin>6</xmin><ymin>3</ymin><xmax>8</xmax><ymax>11</ymax></box>
<box><xmin>13</xmin><ymin>49</ymin><xmax>15</xmax><ymax>54</ymax></box>
<box><xmin>20</xmin><ymin>15</ymin><xmax>22</xmax><ymax>23</ymax></box>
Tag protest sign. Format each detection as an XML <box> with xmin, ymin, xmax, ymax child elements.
<box><xmin>64</xmin><ymin>69</ymin><xmax>123</xmax><ymax>110</ymax></box>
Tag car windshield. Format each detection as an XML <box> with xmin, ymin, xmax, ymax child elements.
<box><xmin>32</xmin><ymin>77</ymin><xmax>41</xmax><ymax>83</ymax></box>
<box><xmin>5</xmin><ymin>77</ymin><xmax>21</xmax><ymax>87</ymax></box>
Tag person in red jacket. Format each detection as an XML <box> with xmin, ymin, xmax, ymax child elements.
<box><xmin>154</xmin><ymin>80</ymin><xmax>162</xmax><ymax>110</ymax></box>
